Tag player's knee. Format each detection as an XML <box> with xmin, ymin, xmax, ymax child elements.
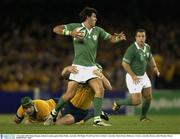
<box><xmin>94</xmin><ymin>87</ymin><xmax>104</xmax><ymax>97</ymax></box>
<box><xmin>144</xmin><ymin>95</ymin><xmax>152</xmax><ymax>102</ymax></box>
<box><xmin>132</xmin><ymin>99</ymin><xmax>141</xmax><ymax>106</ymax></box>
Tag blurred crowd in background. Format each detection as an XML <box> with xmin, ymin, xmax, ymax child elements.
<box><xmin>0</xmin><ymin>0</ymin><xmax>180</xmax><ymax>93</ymax></box>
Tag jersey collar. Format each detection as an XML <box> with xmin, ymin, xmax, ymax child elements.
<box><xmin>34</xmin><ymin>103</ymin><xmax>38</xmax><ymax>112</ymax></box>
<box><xmin>81</xmin><ymin>23</ymin><xmax>95</xmax><ymax>34</ymax></box>
<box><xmin>135</xmin><ymin>42</ymin><xmax>147</xmax><ymax>53</ymax></box>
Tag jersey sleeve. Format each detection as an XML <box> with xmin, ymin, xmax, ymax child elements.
<box><xmin>123</xmin><ymin>46</ymin><xmax>135</xmax><ymax>64</ymax></box>
<box><xmin>98</xmin><ymin>27</ymin><xmax>110</xmax><ymax>40</ymax></box>
<box><xmin>64</xmin><ymin>23</ymin><xmax>80</xmax><ymax>31</ymax></box>
<box><xmin>146</xmin><ymin>44</ymin><xmax>153</xmax><ymax>61</ymax></box>
<box><xmin>15</xmin><ymin>106</ymin><xmax>25</xmax><ymax>123</ymax></box>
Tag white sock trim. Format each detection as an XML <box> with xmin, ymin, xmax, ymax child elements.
<box><xmin>94</xmin><ymin>116</ymin><xmax>101</xmax><ymax>122</ymax></box>
<box><xmin>52</xmin><ymin>109</ymin><xmax>57</xmax><ymax>115</ymax></box>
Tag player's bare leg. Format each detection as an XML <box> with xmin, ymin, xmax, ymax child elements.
<box><xmin>55</xmin><ymin>114</ymin><xmax>75</xmax><ymax>125</ymax></box>
<box><xmin>112</xmin><ymin>93</ymin><xmax>141</xmax><ymax>111</ymax></box>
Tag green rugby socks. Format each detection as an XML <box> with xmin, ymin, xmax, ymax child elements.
<box><xmin>116</xmin><ymin>98</ymin><xmax>133</xmax><ymax>106</ymax></box>
<box><xmin>93</xmin><ymin>97</ymin><xmax>102</xmax><ymax>117</ymax></box>
<box><xmin>141</xmin><ymin>101</ymin><xmax>151</xmax><ymax>118</ymax></box>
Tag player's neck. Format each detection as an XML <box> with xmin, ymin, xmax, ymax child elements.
<box><xmin>136</xmin><ymin>42</ymin><xmax>145</xmax><ymax>49</ymax></box>
<box><xmin>83</xmin><ymin>21</ymin><xmax>93</xmax><ymax>30</ymax></box>
<box><xmin>139</xmin><ymin>45</ymin><xmax>144</xmax><ymax>49</ymax></box>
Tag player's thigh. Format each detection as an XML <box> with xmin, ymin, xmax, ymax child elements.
<box><xmin>142</xmin><ymin>87</ymin><xmax>152</xmax><ymax>102</ymax></box>
<box><xmin>88</xmin><ymin>78</ymin><xmax>104</xmax><ymax>97</ymax></box>
<box><xmin>55</xmin><ymin>114</ymin><xmax>75</xmax><ymax>125</ymax></box>
<box><xmin>63</xmin><ymin>81</ymin><xmax>79</xmax><ymax>101</ymax></box>
<box><xmin>142</xmin><ymin>73</ymin><xmax>152</xmax><ymax>101</ymax></box>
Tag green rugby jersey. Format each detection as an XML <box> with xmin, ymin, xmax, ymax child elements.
<box><xmin>123</xmin><ymin>42</ymin><xmax>152</xmax><ymax>76</ymax></box>
<box><xmin>64</xmin><ymin>23</ymin><xmax>110</xmax><ymax>66</ymax></box>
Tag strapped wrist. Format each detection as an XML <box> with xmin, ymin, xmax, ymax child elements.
<box><xmin>115</xmin><ymin>36</ymin><xmax>119</xmax><ymax>42</ymax></box>
<box><xmin>63</xmin><ymin>29</ymin><xmax>71</xmax><ymax>36</ymax></box>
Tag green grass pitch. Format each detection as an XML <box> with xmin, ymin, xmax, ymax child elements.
<box><xmin>0</xmin><ymin>114</ymin><xmax>180</xmax><ymax>134</ymax></box>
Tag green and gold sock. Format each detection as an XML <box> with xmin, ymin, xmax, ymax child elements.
<box><xmin>55</xmin><ymin>97</ymin><xmax>66</xmax><ymax>112</ymax></box>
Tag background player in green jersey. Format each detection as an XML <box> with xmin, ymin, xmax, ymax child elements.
<box><xmin>112</xmin><ymin>29</ymin><xmax>160</xmax><ymax>122</ymax></box>
<box><xmin>44</xmin><ymin>7</ymin><xmax>126</xmax><ymax>126</ymax></box>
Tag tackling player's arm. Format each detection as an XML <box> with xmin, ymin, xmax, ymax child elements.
<box><xmin>61</xmin><ymin>66</ymin><xmax>78</xmax><ymax>79</ymax></box>
<box><xmin>93</xmin><ymin>70</ymin><xmax>112</xmax><ymax>90</ymax></box>
<box><xmin>101</xmin><ymin>74</ymin><xmax>112</xmax><ymax>90</ymax></box>
<box><xmin>14</xmin><ymin>106</ymin><xmax>24</xmax><ymax>124</ymax></box>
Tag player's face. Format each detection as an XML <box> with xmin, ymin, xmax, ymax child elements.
<box><xmin>87</xmin><ymin>13</ymin><xmax>97</xmax><ymax>27</ymax></box>
<box><xmin>24</xmin><ymin>105</ymin><xmax>35</xmax><ymax>116</ymax></box>
<box><xmin>135</xmin><ymin>32</ymin><xmax>146</xmax><ymax>46</ymax></box>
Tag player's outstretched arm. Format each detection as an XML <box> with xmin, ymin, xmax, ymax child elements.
<box><xmin>108</xmin><ymin>32</ymin><xmax>126</xmax><ymax>43</ymax></box>
<box><xmin>14</xmin><ymin>115</ymin><xmax>24</xmax><ymax>124</ymax></box>
<box><xmin>53</xmin><ymin>25</ymin><xmax>65</xmax><ymax>35</ymax></box>
<box><xmin>53</xmin><ymin>25</ymin><xmax>85</xmax><ymax>39</ymax></box>
<box><xmin>14</xmin><ymin>106</ymin><xmax>25</xmax><ymax>124</ymax></box>
<box><xmin>14</xmin><ymin>117</ymin><xmax>21</xmax><ymax>124</ymax></box>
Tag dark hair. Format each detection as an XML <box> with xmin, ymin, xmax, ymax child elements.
<box><xmin>135</xmin><ymin>28</ymin><xmax>146</xmax><ymax>36</ymax></box>
<box><xmin>79</xmin><ymin>7</ymin><xmax>97</xmax><ymax>22</ymax></box>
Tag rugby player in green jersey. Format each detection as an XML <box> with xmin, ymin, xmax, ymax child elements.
<box><xmin>44</xmin><ymin>7</ymin><xmax>126</xmax><ymax>126</ymax></box>
<box><xmin>113</xmin><ymin>29</ymin><xmax>160</xmax><ymax>122</ymax></box>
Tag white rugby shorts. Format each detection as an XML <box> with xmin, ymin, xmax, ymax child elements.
<box><xmin>69</xmin><ymin>64</ymin><xmax>99</xmax><ymax>83</ymax></box>
<box><xmin>126</xmin><ymin>73</ymin><xmax>151</xmax><ymax>93</ymax></box>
